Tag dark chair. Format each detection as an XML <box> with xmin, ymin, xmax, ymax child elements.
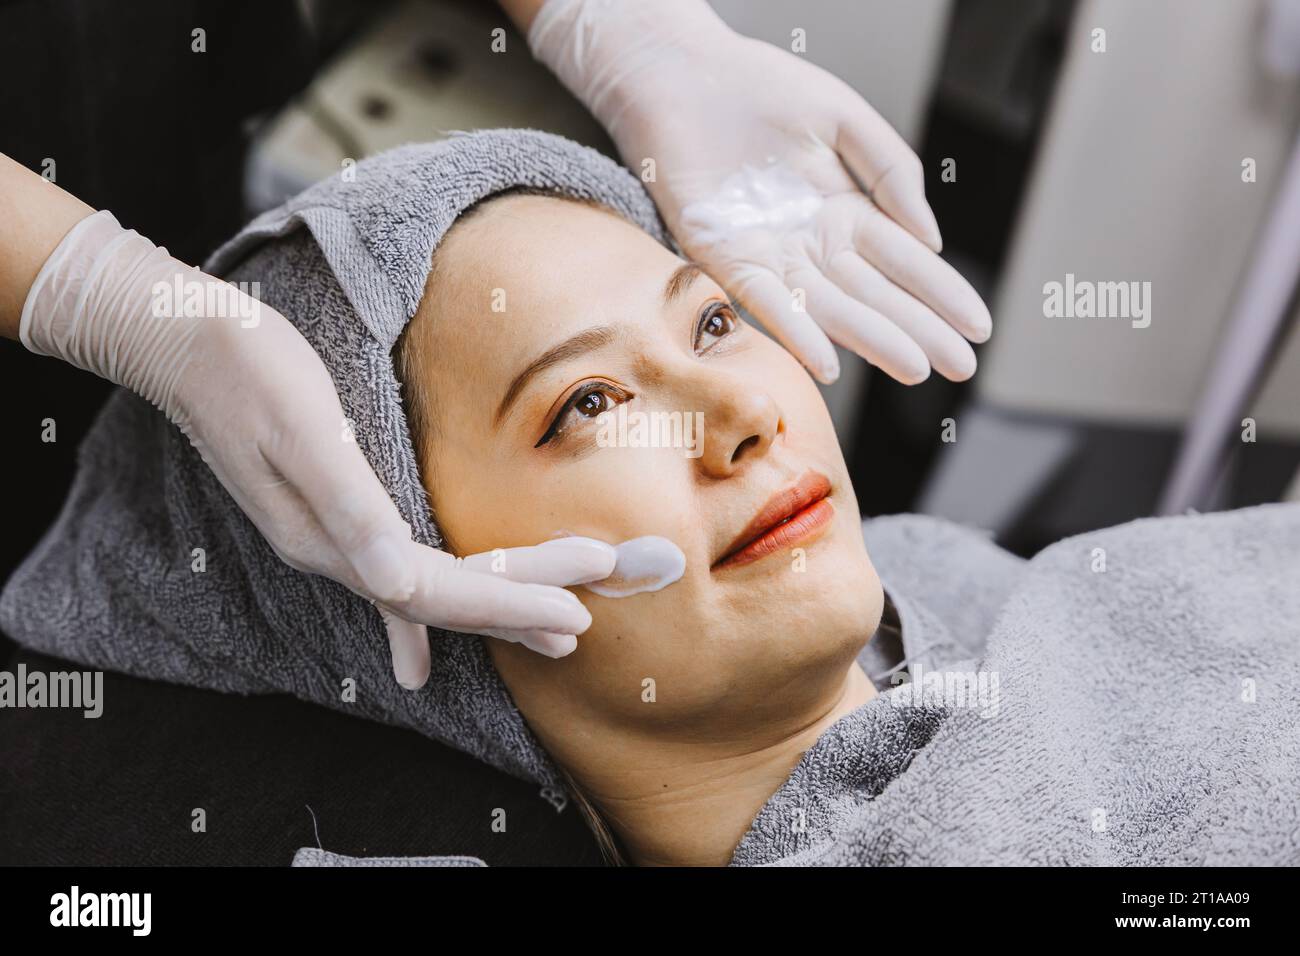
<box><xmin>0</xmin><ymin>642</ymin><xmax>604</xmax><ymax>866</ymax></box>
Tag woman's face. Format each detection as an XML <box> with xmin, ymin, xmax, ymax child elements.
<box><xmin>407</xmin><ymin>194</ymin><xmax>882</xmax><ymax>757</ymax></box>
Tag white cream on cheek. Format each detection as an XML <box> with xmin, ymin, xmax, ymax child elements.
<box><xmin>551</xmin><ymin>532</ymin><xmax>686</xmax><ymax>598</ymax></box>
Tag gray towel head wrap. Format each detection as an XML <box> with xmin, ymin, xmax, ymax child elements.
<box><xmin>0</xmin><ymin>129</ymin><xmax>672</xmax><ymax>787</ymax></box>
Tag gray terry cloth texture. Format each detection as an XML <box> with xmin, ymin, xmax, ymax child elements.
<box><xmin>292</xmin><ymin>848</ymin><xmax>486</xmax><ymax>867</ymax></box>
<box><xmin>732</xmin><ymin>505</ymin><xmax>1300</xmax><ymax>865</ymax></box>
<box><xmin>0</xmin><ymin>129</ymin><xmax>672</xmax><ymax>789</ymax></box>
<box><xmin>4</xmin><ymin>127</ymin><xmax>1299</xmax><ymax>865</ymax></box>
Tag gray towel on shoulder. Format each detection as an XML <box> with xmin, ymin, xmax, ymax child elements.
<box><xmin>0</xmin><ymin>129</ymin><xmax>671</xmax><ymax>789</ymax></box>
<box><xmin>291</xmin><ymin>848</ymin><xmax>486</xmax><ymax>867</ymax></box>
<box><xmin>733</xmin><ymin>504</ymin><xmax>1300</xmax><ymax>865</ymax></box>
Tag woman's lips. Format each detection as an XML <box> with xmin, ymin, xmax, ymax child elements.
<box><xmin>713</xmin><ymin>471</ymin><xmax>834</xmax><ymax>571</ymax></box>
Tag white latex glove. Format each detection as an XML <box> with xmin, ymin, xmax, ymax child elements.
<box><xmin>19</xmin><ymin>210</ymin><xmax>616</xmax><ymax>687</ymax></box>
<box><xmin>529</xmin><ymin>0</ymin><xmax>992</xmax><ymax>384</ymax></box>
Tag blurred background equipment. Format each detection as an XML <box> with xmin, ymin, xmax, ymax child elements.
<box><xmin>1158</xmin><ymin>125</ymin><xmax>1300</xmax><ymax>516</ymax></box>
<box><xmin>243</xmin><ymin>0</ymin><xmax>616</xmax><ymax>211</ymax></box>
<box><xmin>915</xmin><ymin>0</ymin><xmax>1300</xmax><ymax>553</ymax></box>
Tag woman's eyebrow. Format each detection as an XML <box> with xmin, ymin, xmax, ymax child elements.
<box><xmin>495</xmin><ymin>325</ymin><xmax>619</xmax><ymax>426</ymax></box>
<box><xmin>663</xmin><ymin>261</ymin><xmax>703</xmax><ymax>307</ymax></box>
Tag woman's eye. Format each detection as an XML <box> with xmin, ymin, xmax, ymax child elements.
<box><xmin>535</xmin><ymin>382</ymin><xmax>629</xmax><ymax>448</ymax></box>
<box><xmin>574</xmin><ymin>390</ymin><xmax>609</xmax><ymax>418</ymax></box>
<box><xmin>695</xmin><ymin>301</ymin><xmax>738</xmax><ymax>352</ymax></box>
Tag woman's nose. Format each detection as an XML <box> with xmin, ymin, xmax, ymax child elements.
<box><xmin>689</xmin><ymin>371</ymin><xmax>782</xmax><ymax>478</ymax></box>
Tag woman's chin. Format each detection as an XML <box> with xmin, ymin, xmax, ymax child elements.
<box><xmin>720</xmin><ymin>545</ymin><xmax>881</xmax><ymax>658</ymax></box>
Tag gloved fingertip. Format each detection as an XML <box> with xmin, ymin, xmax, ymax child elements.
<box><xmin>536</xmin><ymin>536</ymin><xmax>618</xmax><ymax>582</ymax></box>
<box><xmin>894</xmin><ymin>359</ymin><xmax>931</xmax><ymax>386</ymax></box>
<box><xmin>943</xmin><ymin>350</ymin><xmax>977</xmax><ymax>383</ymax></box>
<box><xmin>877</xmin><ymin>172</ymin><xmax>944</xmax><ymax>253</ymax></box>
<box><xmin>392</xmin><ymin>651</ymin><xmax>430</xmax><ymax>690</ymax></box>
<box><xmin>808</xmin><ymin>348</ymin><xmax>840</xmax><ymax>385</ymax></box>
<box><xmin>397</xmin><ymin>670</ymin><xmax>429</xmax><ymax>691</ymax></box>
<box><xmin>527</xmin><ymin>633</ymin><xmax>579</xmax><ymax>659</ymax></box>
<box><xmin>382</xmin><ymin>612</ymin><xmax>430</xmax><ymax>690</ymax></box>
<box><xmin>534</xmin><ymin>589</ymin><xmax>593</xmax><ymax>635</ymax></box>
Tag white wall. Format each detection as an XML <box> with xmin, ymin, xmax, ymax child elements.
<box><xmin>978</xmin><ymin>0</ymin><xmax>1300</xmax><ymax>438</ymax></box>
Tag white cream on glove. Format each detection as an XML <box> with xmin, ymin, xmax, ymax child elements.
<box><xmin>529</xmin><ymin>0</ymin><xmax>992</xmax><ymax>384</ymax></box>
<box><xmin>19</xmin><ymin>210</ymin><xmax>616</xmax><ymax>687</ymax></box>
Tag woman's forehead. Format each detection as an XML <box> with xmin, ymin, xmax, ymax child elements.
<box><xmin>426</xmin><ymin>199</ymin><xmax>685</xmax><ymax>364</ymax></box>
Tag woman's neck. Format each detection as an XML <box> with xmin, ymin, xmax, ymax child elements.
<box><xmin>581</xmin><ymin>661</ymin><xmax>876</xmax><ymax>866</ymax></box>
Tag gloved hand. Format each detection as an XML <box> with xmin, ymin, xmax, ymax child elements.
<box><xmin>19</xmin><ymin>210</ymin><xmax>616</xmax><ymax>688</ymax></box>
<box><xmin>529</xmin><ymin>0</ymin><xmax>992</xmax><ymax>384</ymax></box>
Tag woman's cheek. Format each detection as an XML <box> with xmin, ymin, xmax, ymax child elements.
<box><xmin>575</xmin><ymin>587</ymin><xmax>729</xmax><ymax>722</ymax></box>
<box><xmin>535</xmin><ymin>445</ymin><xmax>688</xmax><ymax>532</ymax></box>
